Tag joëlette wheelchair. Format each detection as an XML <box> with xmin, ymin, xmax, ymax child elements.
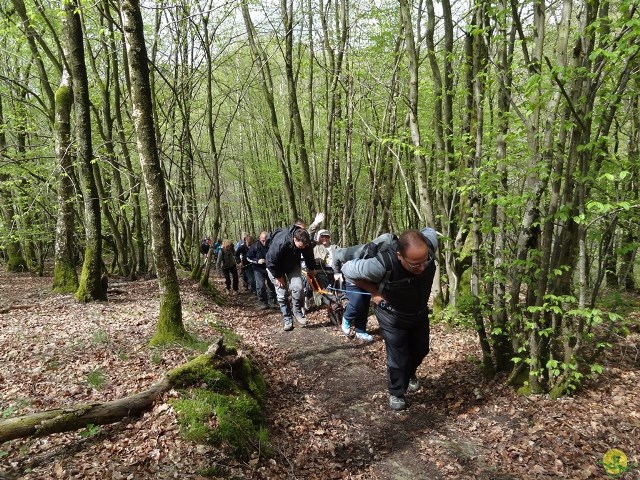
<box><xmin>304</xmin><ymin>266</ymin><xmax>346</xmax><ymax>327</ymax></box>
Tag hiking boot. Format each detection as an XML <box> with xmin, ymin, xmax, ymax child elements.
<box><xmin>341</xmin><ymin>318</ymin><xmax>351</xmax><ymax>336</ymax></box>
<box><xmin>258</xmin><ymin>302</ymin><xmax>269</xmax><ymax>310</ymax></box>
<box><xmin>355</xmin><ymin>331</ymin><xmax>374</xmax><ymax>342</ymax></box>
<box><xmin>294</xmin><ymin>311</ymin><xmax>307</xmax><ymax>326</ymax></box>
<box><xmin>407</xmin><ymin>376</ymin><xmax>421</xmax><ymax>393</ymax></box>
<box><xmin>389</xmin><ymin>395</ymin><xmax>407</xmax><ymax>411</ymax></box>
<box><xmin>283</xmin><ymin>317</ymin><xmax>294</xmax><ymax>331</ymax></box>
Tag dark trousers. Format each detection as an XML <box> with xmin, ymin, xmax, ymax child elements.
<box><xmin>254</xmin><ymin>267</ymin><xmax>276</xmax><ymax>304</ymax></box>
<box><xmin>376</xmin><ymin>308</ymin><xmax>430</xmax><ymax>397</ymax></box>
<box><xmin>223</xmin><ymin>266</ymin><xmax>239</xmax><ymax>291</ymax></box>
<box><xmin>242</xmin><ymin>265</ymin><xmax>255</xmax><ymax>291</ymax></box>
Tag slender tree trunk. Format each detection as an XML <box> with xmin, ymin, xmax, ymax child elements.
<box><xmin>65</xmin><ymin>0</ymin><xmax>106</xmax><ymax>302</ymax></box>
<box><xmin>121</xmin><ymin>0</ymin><xmax>189</xmax><ymax>345</ymax></box>
<box><xmin>241</xmin><ymin>0</ymin><xmax>297</xmax><ymax>220</ymax></box>
<box><xmin>53</xmin><ymin>70</ymin><xmax>79</xmax><ymax>292</ymax></box>
<box><xmin>105</xmin><ymin>0</ymin><xmax>144</xmax><ymax>276</ymax></box>
<box><xmin>399</xmin><ymin>0</ymin><xmax>433</xmax><ymax>228</ymax></box>
<box><xmin>467</xmin><ymin>0</ymin><xmax>493</xmax><ymax>376</ymax></box>
<box><xmin>491</xmin><ymin>0</ymin><xmax>515</xmax><ymax>371</ymax></box>
<box><xmin>281</xmin><ymin>0</ymin><xmax>315</xmax><ymax>216</ymax></box>
<box><xmin>0</xmin><ymin>96</ymin><xmax>26</xmax><ymax>272</ymax></box>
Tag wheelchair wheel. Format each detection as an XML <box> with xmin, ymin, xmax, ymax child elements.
<box><xmin>328</xmin><ymin>308</ymin><xmax>341</xmax><ymax>326</ymax></box>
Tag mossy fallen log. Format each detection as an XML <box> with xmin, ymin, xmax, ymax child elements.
<box><xmin>0</xmin><ymin>337</ymin><xmax>234</xmax><ymax>444</ymax></box>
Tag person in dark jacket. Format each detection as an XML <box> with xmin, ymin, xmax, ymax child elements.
<box><xmin>341</xmin><ymin>228</ymin><xmax>438</xmax><ymax>411</ymax></box>
<box><xmin>247</xmin><ymin>231</ymin><xmax>277</xmax><ymax>309</ymax></box>
<box><xmin>235</xmin><ymin>235</ymin><xmax>255</xmax><ymax>293</ymax></box>
<box><xmin>216</xmin><ymin>239</ymin><xmax>239</xmax><ymax>294</ymax></box>
<box><xmin>266</xmin><ymin>225</ymin><xmax>316</xmax><ymax>331</ymax></box>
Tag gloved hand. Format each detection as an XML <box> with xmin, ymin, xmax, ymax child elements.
<box><xmin>309</xmin><ymin>212</ymin><xmax>325</xmax><ymax>231</ymax></box>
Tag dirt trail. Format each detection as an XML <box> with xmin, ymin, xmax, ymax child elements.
<box><xmin>1</xmin><ymin>269</ymin><xmax>637</xmax><ymax>479</ymax></box>
<box><xmin>225</xmin><ymin>292</ymin><xmax>514</xmax><ymax>480</ymax></box>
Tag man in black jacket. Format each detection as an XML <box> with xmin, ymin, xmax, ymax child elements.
<box><xmin>247</xmin><ymin>231</ymin><xmax>277</xmax><ymax>309</ymax></box>
<box><xmin>266</xmin><ymin>225</ymin><xmax>316</xmax><ymax>331</ymax></box>
<box><xmin>235</xmin><ymin>235</ymin><xmax>255</xmax><ymax>293</ymax></box>
<box><xmin>342</xmin><ymin>229</ymin><xmax>438</xmax><ymax>411</ymax></box>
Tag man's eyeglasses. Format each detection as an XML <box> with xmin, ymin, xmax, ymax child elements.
<box><xmin>401</xmin><ymin>255</ymin><xmax>431</xmax><ymax>270</ymax></box>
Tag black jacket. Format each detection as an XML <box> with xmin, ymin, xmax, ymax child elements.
<box><xmin>235</xmin><ymin>243</ymin><xmax>251</xmax><ymax>267</ymax></box>
<box><xmin>247</xmin><ymin>239</ymin><xmax>269</xmax><ymax>271</ymax></box>
<box><xmin>266</xmin><ymin>225</ymin><xmax>315</xmax><ymax>278</ymax></box>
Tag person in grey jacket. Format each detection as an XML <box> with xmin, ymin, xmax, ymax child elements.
<box><xmin>341</xmin><ymin>228</ymin><xmax>438</xmax><ymax>411</ymax></box>
<box><xmin>332</xmin><ymin>232</ymin><xmax>397</xmax><ymax>342</ymax></box>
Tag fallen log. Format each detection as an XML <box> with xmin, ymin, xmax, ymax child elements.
<box><xmin>0</xmin><ymin>304</ymin><xmax>34</xmax><ymax>314</ymax></box>
<box><xmin>0</xmin><ymin>337</ymin><xmax>227</xmax><ymax>444</ymax></box>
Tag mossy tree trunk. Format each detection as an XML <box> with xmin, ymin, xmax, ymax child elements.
<box><xmin>0</xmin><ymin>85</ymin><xmax>27</xmax><ymax>272</ymax></box>
<box><xmin>121</xmin><ymin>0</ymin><xmax>189</xmax><ymax>345</ymax></box>
<box><xmin>53</xmin><ymin>70</ymin><xmax>79</xmax><ymax>293</ymax></box>
<box><xmin>0</xmin><ymin>339</ymin><xmax>265</xmax><ymax>446</ymax></box>
<box><xmin>65</xmin><ymin>0</ymin><xmax>106</xmax><ymax>302</ymax></box>
<box><xmin>281</xmin><ymin>0</ymin><xmax>315</xmax><ymax>218</ymax></box>
<box><xmin>0</xmin><ymin>188</ymin><xmax>27</xmax><ymax>272</ymax></box>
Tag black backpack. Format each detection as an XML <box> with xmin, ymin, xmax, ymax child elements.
<box><xmin>268</xmin><ymin>227</ymin><xmax>285</xmax><ymax>245</ymax></box>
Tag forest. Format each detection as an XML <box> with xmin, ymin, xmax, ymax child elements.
<box><xmin>0</xmin><ymin>0</ymin><xmax>639</xmax><ymax>478</ymax></box>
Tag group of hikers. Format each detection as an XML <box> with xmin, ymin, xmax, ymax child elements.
<box><xmin>203</xmin><ymin>214</ymin><xmax>439</xmax><ymax>411</ymax></box>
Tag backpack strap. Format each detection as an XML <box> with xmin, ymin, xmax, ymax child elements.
<box><xmin>377</xmin><ymin>247</ymin><xmax>395</xmax><ymax>292</ymax></box>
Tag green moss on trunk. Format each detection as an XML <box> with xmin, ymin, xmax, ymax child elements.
<box><xmin>149</xmin><ymin>286</ymin><xmax>191</xmax><ymax>345</ymax></box>
<box><xmin>167</xmin><ymin>342</ymin><xmax>270</xmax><ymax>458</ymax></box>
<box><xmin>168</xmin><ymin>355</ymin><xmax>236</xmax><ymax>392</ymax></box>
<box><xmin>172</xmin><ymin>389</ymin><xmax>269</xmax><ymax>458</ymax></box>
<box><xmin>236</xmin><ymin>357</ymin><xmax>267</xmax><ymax>406</ymax></box>
<box><xmin>53</xmin><ymin>258</ymin><xmax>78</xmax><ymax>293</ymax></box>
<box><xmin>6</xmin><ymin>253</ymin><xmax>27</xmax><ymax>272</ymax></box>
<box><xmin>76</xmin><ymin>246</ymin><xmax>107</xmax><ymax>302</ymax></box>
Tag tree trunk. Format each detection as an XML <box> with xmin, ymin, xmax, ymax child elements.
<box><xmin>399</xmin><ymin>0</ymin><xmax>433</xmax><ymax>228</ymax></box>
<box><xmin>490</xmin><ymin>0</ymin><xmax>515</xmax><ymax>371</ymax></box>
<box><xmin>0</xmin><ymin>378</ymin><xmax>172</xmax><ymax>444</ymax></box>
<box><xmin>65</xmin><ymin>0</ymin><xmax>106</xmax><ymax>302</ymax></box>
<box><xmin>241</xmin><ymin>0</ymin><xmax>297</xmax><ymax>220</ymax></box>
<box><xmin>281</xmin><ymin>0</ymin><xmax>316</xmax><ymax>217</ymax></box>
<box><xmin>467</xmin><ymin>0</ymin><xmax>494</xmax><ymax>376</ymax></box>
<box><xmin>107</xmin><ymin>0</ymin><xmax>145</xmax><ymax>276</ymax></box>
<box><xmin>53</xmin><ymin>70</ymin><xmax>79</xmax><ymax>293</ymax></box>
<box><xmin>318</xmin><ymin>0</ymin><xmax>348</xmax><ymax>231</ymax></box>
<box><xmin>121</xmin><ymin>0</ymin><xmax>189</xmax><ymax>345</ymax></box>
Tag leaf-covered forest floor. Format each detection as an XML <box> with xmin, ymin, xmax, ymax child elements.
<box><xmin>1</xmin><ymin>266</ymin><xmax>639</xmax><ymax>480</ymax></box>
